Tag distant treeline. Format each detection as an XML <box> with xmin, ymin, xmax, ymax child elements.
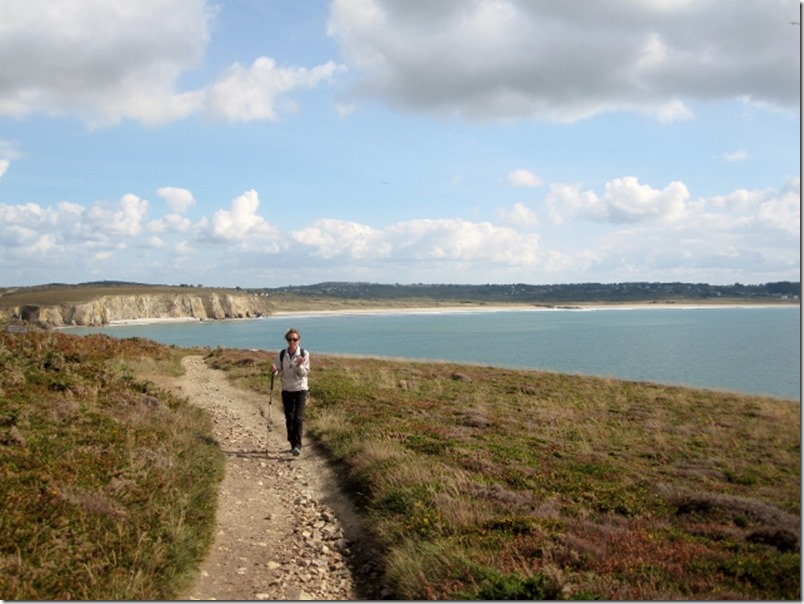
<box><xmin>253</xmin><ymin>281</ymin><xmax>801</xmax><ymax>303</ymax></box>
<box><xmin>5</xmin><ymin>280</ymin><xmax>799</xmax><ymax>306</ymax></box>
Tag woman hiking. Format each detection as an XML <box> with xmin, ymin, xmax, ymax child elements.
<box><xmin>271</xmin><ymin>328</ymin><xmax>310</xmax><ymax>456</ymax></box>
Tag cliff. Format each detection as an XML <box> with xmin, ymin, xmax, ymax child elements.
<box><xmin>7</xmin><ymin>292</ymin><xmax>274</xmax><ymax>327</ymax></box>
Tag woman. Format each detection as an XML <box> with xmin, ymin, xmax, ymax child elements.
<box><xmin>271</xmin><ymin>328</ymin><xmax>310</xmax><ymax>456</ymax></box>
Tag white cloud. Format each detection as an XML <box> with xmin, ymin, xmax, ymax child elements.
<box><xmin>202</xmin><ymin>189</ymin><xmax>278</xmax><ymax>243</ymax></box>
<box><xmin>0</xmin><ymin>194</ymin><xmax>158</xmax><ymax>267</ymax></box>
<box><xmin>603</xmin><ymin>177</ymin><xmax>689</xmax><ymax>223</ymax></box>
<box><xmin>205</xmin><ymin>58</ymin><xmax>345</xmax><ymax>122</ymax></box>
<box><xmin>2</xmin><ymin>0</ymin><xmax>795</xmax><ymax>128</ymax></box>
<box><xmin>0</xmin><ymin>177</ymin><xmax>797</xmax><ymax>287</ymax></box>
<box><xmin>592</xmin><ymin>218</ymin><xmax>796</xmax><ymax>284</ymax></box>
<box><xmin>84</xmin><ymin>194</ymin><xmax>149</xmax><ymax>237</ymax></box>
<box><xmin>0</xmin><ymin>159</ymin><xmax>9</xmax><ymax>178</ymax></box>
<box><xmin>498</xmin><ymin>202</ymin><xmax>540</xmax><ymax>228</ymax></box>
<box><xmin>652</xmin><ymin>99</ymin><xmax>695</xmax><ymax>124</ymax></box>
<box><xmin>292</xmin><ymin>219</ymin><xmax>389</xmax><ymax>259</ymax></box>
<box><xmin>544</xmin><ymin>179</ymin><xmax>800</xmax><ymax>283</ymax></box>
<box><xmin>290</xmin><ymin>217</ymin><xmax>541</xmax><ymax>268</ymax></box>
<box><xmin>546</xmin><ymin>177</ymin><xmax>689</xmax><ymax>224</ymax></box>
<box><xmin>386</xmin><ymin>218</ymin><xmax>539</xmax><ymax>264</ymax></box>
<box><xmin>328</xmin><ymin>0</ymin><xmax>799</xmax><ymax>122</ymax></box>
<box><xmin>148</xmin><ymin>214</ymin><xmax>192</xmax><ymax>235</ymax></box>
<box><xmin>545</xmin><ymin>183</ymin><xmax>605</xmax><ymax>225</ymax></box>
<box><xmin>0</xmin><ymin>0</ymin><xmax>211</xmax><ymax>125</ymax></box>
<box><xmin>756</xmin><ymin>191</ymin><xmax>801</xmax><ymax>236</ymax></box>
<box><xmin>0</xmin><ymin>202</ymin><xmax>59</xmax><ymax>247</ymax></box>
<box><xmin>705</xmin><ymin>185</ymin><xmax>801</xmax><ymax>236</ymax></box>
<box><xmin>156</xmin><ymin>187</ymin><xmax>196</xmax><ymax>213</ymax></box>
<box><xmin>0</xmin><ymin>0</ymin><xmax>344</xmax><ymax>125</ymax></box>
<box><xmin>506</xmin><ymin>169</ymin><xmax>542</xmax><ymax>188</ymax></box>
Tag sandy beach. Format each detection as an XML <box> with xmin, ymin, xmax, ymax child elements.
<box><xmin>95</xmin><ymin>300</ymin><xmax>799</xmax><ymax>326</ymax></box>
<box><xmin>107</xmin><ymin>316</ymin><xmax>202</xmax><ymax>326</ymax></box>
<box><xmin>268</xmin><ymin>301</ymin><xmax>796</xmax><ymax>318</ymax></box>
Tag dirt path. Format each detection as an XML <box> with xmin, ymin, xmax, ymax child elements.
<box><xmin>158</xmin><ymin>356</ymin><xmax>388</xmax><ymax>600</ymax></box>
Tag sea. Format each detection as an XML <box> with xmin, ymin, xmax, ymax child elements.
<box><xmin>66</xmin><ymin>305</ymin><xmax>801</xmax><ymax>402</ymax></box>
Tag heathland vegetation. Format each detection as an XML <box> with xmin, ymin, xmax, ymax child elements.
<box><xmin>211</xmin><ymin>348</ymin><xmax>800</xmax><ymax>600</ymax></box>
<box><xmin>0</xmin><ymin>308</ymin><xmax>800</xmax><ymax>599</ymax></box>
<box><xmin>0</xmin><ymin>330</ymin><xmax>223</xmax><ymax>600</ymax></box>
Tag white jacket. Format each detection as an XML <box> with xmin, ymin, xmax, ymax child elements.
<box><xmin>276</xmin><ymin>347</ymin><xmax>310</xmax><ymax>392</ymax></box>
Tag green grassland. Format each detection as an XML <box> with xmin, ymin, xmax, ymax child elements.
<box><xmin>211</xmin><ymin>347</ymin><xmax>800</xmax><ymax>600</ymax></box>
<box><xmin>0</xmin><ymin>282</ymin><xmax>245</xmax><ymax>311</ymax></box>
<box><xmin>0</xmin><ymin>331</ymin><xmax>223</xmax><ymax>600</ymax></box>
<box><xmin>0</xmin><ymin>327</ymin><xmax>799</xmax><ymax>600</ymax></box>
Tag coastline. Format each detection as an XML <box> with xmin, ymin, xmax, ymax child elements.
<box><xmin>96</xmin><ymin>300</ymin><xmax>799</xmax><ymax>325</ymax></box>
<box><xmin>106</xmin><ymin>316</ymin><xmax>202</xmax><ymax>326</ymax></box>
<box><xmin>61</xmin><ymin>303</ymin><xmax>800</xmax><ymax>401</ymax></box>
<box><xmin>269</xmin><ymin>301</ymin><xmax>798</xmax><ymax>318</ymax></box>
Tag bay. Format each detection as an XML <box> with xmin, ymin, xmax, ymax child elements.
<box><xmin>67</xmin><ymin>306</ymin><xmax>801</xmax><ymax>401</ymax></box>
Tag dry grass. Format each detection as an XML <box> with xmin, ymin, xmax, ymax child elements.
<box><xmin>0</xmin><ymin>330</ymin><xmax>224</xmax><ymax>600</ymax></box>
<box><xmin>3</xmin><ymin>312</ymin><xmax>798</xmax><ymax>599</ymax></box>
<box><xmin>208</xmin><ymin>347</ymin><xmax>800</xmax><ymax>600</ymax></box>
<box><xmin>0</xmin><ymin>283</ymin><xmax>245</xmax><ymax>311</ymax></box>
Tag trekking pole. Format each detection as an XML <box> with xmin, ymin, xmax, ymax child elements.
<box><xmin>266</xmin><ymin>371</ymin><xmax>275</xmax><ymax>456</ymax></box>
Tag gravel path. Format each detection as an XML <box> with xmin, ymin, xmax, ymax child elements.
<box><xmin>161</xmin><ymin>356</ymin><xmax>387</xmax><ymax>600</ymax></box>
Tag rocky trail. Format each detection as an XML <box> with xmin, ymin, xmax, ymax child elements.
<box><xmin>160</xmin><ymin>356</ymin><xmax>389</xmax><ymax>600</ymax></box>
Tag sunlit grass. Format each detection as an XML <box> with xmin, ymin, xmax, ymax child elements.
<box><xmin>0</xmin><ymin>331</ymin><xmax>223</xmax><ymax>600</ymax></box>
<box><xmin>210</xmin><ymin>347</ymin><xmax>800</xmax><ymax>600</ymax></box>
<box><xmin>8</xmin><ymin>329</ymin><xmax>796</xmax><ymax>600</ymax></box>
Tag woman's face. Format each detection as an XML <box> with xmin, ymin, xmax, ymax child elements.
<box><xmin>286</xmin><ymin>333</ymin><xmax>299</xmax><ymax>352</ymax></box>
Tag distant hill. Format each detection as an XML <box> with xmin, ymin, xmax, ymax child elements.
<box><xmin>1</xmin><ymin>281</ymin><xmax>798</xmax><ymax>315</ymax></box>
<box><xmin>0</xmin><ymin>282</ymin><xmax>271</xmax><ymax>327</ymax></box>
<box><xmin>0</xmin><ymin>282</ymin><xmax>245</xmax><ymax>310</ymax></box>
<box><xmin>253</xmin><ymin>281</ymin><xmax>800</xmax><ymax>304</ymax></box>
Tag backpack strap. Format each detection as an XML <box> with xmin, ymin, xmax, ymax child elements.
<box><xmin>279</xmin><ymin>347</ymin><xmax>305</xmax><ymax>370</ymax></box>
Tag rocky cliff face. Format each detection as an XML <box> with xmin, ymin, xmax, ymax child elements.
<box><xmin>9</xmin><ymin>293</ymin><xmax>274</xmax><ymax>327</ymax></box>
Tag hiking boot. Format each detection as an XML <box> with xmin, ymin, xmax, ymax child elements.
<box><xmin>291</xmin><ymin>446</ymin><xmax>301</xmax><ymax>456</ymax></box>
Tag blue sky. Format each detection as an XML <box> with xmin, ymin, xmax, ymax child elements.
<box><xmin>0</xmin><ymin>0</ymin><xmax>800</xmax><ymax>288</ymax></box>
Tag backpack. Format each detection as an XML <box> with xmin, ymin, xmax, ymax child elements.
<box><xmin>279</xmin><ymin>347</ymin><xmax>305</xmax><ymax>370</ymax></box>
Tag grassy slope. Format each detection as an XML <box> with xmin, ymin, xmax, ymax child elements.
<box><xmin>0</xmin><ymin>284</ymin><xmax>246</xmax><ymax>310</ymax></box>
<box><xmin>0</xmin><ymin>331</ymin><xmax>224</xmax><ymax>600</ymax></box>
<box><xmin>210</xmin><ymin>347</ymin><xmax>800</xmax><ymax>600</ymax></box>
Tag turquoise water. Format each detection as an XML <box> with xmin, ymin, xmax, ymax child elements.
<box><xmin>67</xmin><ymin>306</ymin><xmax>801</xmax><ymax>401</ymax></box>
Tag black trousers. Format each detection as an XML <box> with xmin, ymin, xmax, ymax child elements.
<box><xmin>281</xmin><ymin>389</ymin><xmax>307</xmax><ymax>449</ymax></box>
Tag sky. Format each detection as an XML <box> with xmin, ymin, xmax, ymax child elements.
<box><xmin>0</xmin><ymin>0</ymin><xmax>800</xmax><ymax>288</ymax></box>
